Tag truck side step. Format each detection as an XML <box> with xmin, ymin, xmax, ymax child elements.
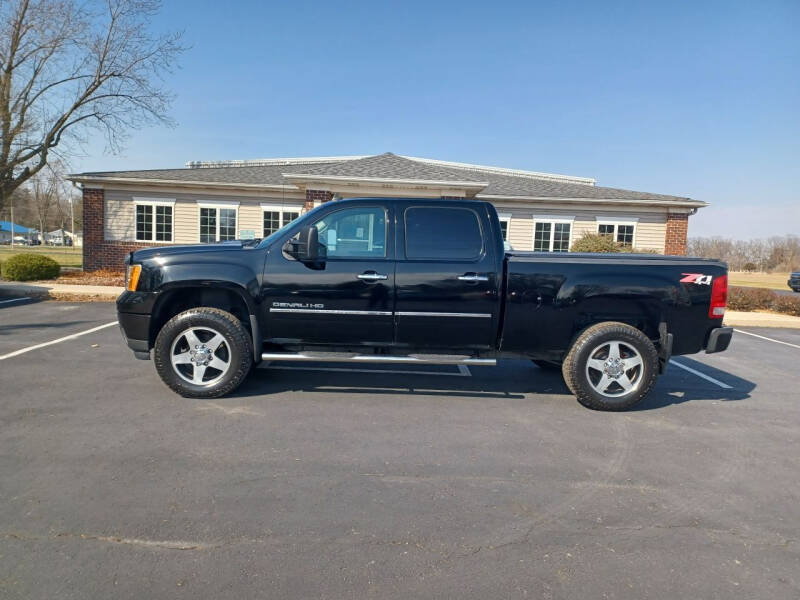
<box><xmin>260</xmin><ymin>352</ymin><xmax>496</xmax><ymax>366</ymax></box>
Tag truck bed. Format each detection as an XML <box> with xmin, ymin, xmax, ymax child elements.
<box><xmin>500</xmin><ymin>252</ymin><xmax>727</xmax><ymax>358</ymax></box>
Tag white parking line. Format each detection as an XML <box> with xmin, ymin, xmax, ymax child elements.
<box><xmin>260</xmin><ymin>363</ymin><xmax>472</xmax><ymax>377</ymax></box>
<box><xmin>0</xmin><ymin>296</ymin><xmax>31</xmax><ymax>305</ymax></box>
<box><xmin>670</xmin><ymin>359</ymin><xmax>732</xmax><ymax>389</ymax></box>
<box><xmin>0</xmin><ymin>321</ymin><xmax>118</xmax><ymax>361</ymax></box>
<box><xmin>734</xmin><ymin>328</ymin><xmax>800</xmax><ymax>350</ymax></box>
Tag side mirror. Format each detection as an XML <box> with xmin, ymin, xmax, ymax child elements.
<box><xmin>283</xmin><ymin>225</ymin><xmax>326</xmax><ymax>263</ymax></box>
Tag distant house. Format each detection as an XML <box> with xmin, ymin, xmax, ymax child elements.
<box><xmin>0</xmin><ymin>221</ymin><xmax>35</xmax><ymax>243</ymax></box>
<box><xmin>67</xmin><ymin>152</ymin><xmax>708</xmax><ymax>271</ymax></box>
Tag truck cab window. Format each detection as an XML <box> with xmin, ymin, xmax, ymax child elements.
<box><xmin>405</xmin><ymin>207</ymin><xmax>483</xmax><ymax>260</ymax></box>
<box><xmin>312</xmin><ymin>206</ymin><xmax>386</xmax><ymax>258</ymax></box>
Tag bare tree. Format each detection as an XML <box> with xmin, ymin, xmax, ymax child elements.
<box><xmin>0</xmin><ymin>0</ymin><xmax>184</xmax><ymax>211</ymax></box>
<box><xmin>689</xmin><ymin>235</ymin><xmax>800</xmax><ymax>271</ymax></box>
<box><xmin>28</xmin><ymin>162</ymin><xmax>59</xmax><ymax>236</ymax></box>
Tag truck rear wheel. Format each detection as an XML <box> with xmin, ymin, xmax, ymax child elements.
<box><xmin>153</xmin><ymin>307</ymin><xmax>253</xmax><ymax>399</ymax></box>
<box><xmin>562</xmin><ymin>322</ymin><xmax>658</xmax><ymax>411</ymax></box>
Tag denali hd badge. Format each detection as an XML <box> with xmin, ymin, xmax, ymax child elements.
<box><xmin>680</xmin><ymin>273</ymin><xmax>712</xmax><ymax>285</ymax></box>
<box><xmin>272</xmin><ymin>302</ymin><xmax>325</xmax><ymax>309</ymax></box>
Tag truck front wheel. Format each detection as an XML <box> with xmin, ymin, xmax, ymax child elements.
<box><xmin>561</xmin><ymin>322</ymin><xmax>659</xmax><ymax>411</ymax></box>
<box><xmin>153</xmin><ymin>307</ymin><xmax>253</xmax><ymax>398</ymax></box>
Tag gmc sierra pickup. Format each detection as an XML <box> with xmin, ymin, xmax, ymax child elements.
<box><xmin>117</xmin><ymin>198</ymin><xmax>733</xmax><ymax>411</ymax></box>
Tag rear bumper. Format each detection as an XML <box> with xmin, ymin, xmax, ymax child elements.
<box><xmin>705</xmin><ymin>326</ymin><xmax>733</xmax><ymax>354</ymax></box>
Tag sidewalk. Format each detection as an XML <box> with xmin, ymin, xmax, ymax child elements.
<box><xmin>0</xmin><ymin>281</ymin><xmax>123</xmax><ymax>300</ymax></box>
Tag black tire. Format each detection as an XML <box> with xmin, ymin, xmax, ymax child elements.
<box><xmin>531</xmin><ymin>359</ymin><xmax>562</xmax><ymax>371</ymax></box>
<box><xmin>561</xmin><ymin>321</ymin><xmax>658</xmax><ymax>411</ymax></box>
<box><xmin>153</xmin><ymin>307</ymin><xmax>253</xmax><ymax>398</ymax></box>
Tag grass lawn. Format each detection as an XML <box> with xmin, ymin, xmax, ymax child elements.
<box><xmin>0</xmin><ymin>245</ymin><xmax>82</xmax><ymax>268</ymax></box>
<box><xmin>729</xmin><ymin>271</ymin><xmax>792</xmax><ymax>290</ymax></box>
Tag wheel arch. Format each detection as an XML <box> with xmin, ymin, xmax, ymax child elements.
<box><xmin>149</xmin><ymin>282</ymin><xmax>261</xmax><ymax>359</ymax></box>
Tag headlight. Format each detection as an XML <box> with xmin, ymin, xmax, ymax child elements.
<box><xmin>126</xmin><ymin>264</ymin><xmax>142</xmax><ymax>291</ymax></box>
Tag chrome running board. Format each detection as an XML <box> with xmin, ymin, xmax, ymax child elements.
<box><xmin>260</xmin><ymin>352</ymin><xmax>496</xmax><ymax>366</ymax></box>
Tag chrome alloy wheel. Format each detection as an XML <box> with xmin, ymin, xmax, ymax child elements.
<box><xmin>170</xmin><ymin>326</ymin><xmax>231</xmax><ymax>386</ymax></box>
<box><xmin>584</xmin><ymin>340</ymin><xmax>644</xmax><ymax>398</ymax></box>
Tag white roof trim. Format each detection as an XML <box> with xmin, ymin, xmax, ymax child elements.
<box><xmin>533</xmin><ymin>215</ymin><xmax>575</xmax><ymax>223</ymax></box>
<box><xmin>133</xmin><ymin>197</ymin><xmax>176</xmax><ymax>206</ymax></box>
<box><xmin>260</xmin><ymin>202</ymin><xmax>303</xmax><ymax>211</ymax></box>
<box><xmin>197</xmin><ymin>199</ymin><xmax>240</xmax><ymax>208</ymax></box>
<box><xmin>68</xmin><ymin>175</ymin><xmax>298</xmax><ymax>191</ymax></box>
<box><xmin>282</xmin><ymin>173</ymin><xmax>489</xmax><ymax>189</ymax></box>
<box><xmin>401</xmin><ymin>155</ymin><xmax>596</xmax><ymax>186</ymax></box>
<box><xmin>595</xmin><ymin>216</ymin><xmax>640</xmax><ymax>223</ymax></box>
<box><xmin>185</xmin><ymin>156</ymin><xmax>369</xmax><ymax>169</ymax></box>
<box><xmin>476</xmin><ymin>193</ymin><xmax>707</xmax><ymax>208</ymax></box>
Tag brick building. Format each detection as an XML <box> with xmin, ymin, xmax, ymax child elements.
<box><xmin>68</xmin><ymin>153</ymin><xmax>704</xmax><ymax>270</ymax></box>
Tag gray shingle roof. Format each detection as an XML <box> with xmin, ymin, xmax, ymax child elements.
<box><xmin>70</xmin><ymin>152</ymin><xmax>705</xmax><ymax>206</ymax></box>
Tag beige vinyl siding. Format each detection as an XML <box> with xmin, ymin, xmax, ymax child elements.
<box><xmin>490</xmin><ymin>204</ymin><xmax>668</xmax><ymax>253</ymax></box>
<box><xmin>104</xmin><ymin>188</ymin><xmax>304</xmax><ymax>243</ymax></box>
<box><xmin>104</xmin><ymin>188</ymin><xmax>668</xmax><ymax>252</ymax></box>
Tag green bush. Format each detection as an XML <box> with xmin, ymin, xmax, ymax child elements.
<box><xmin>772</xmin><ymin>295</ymin><xmax>800</xmax><ymax>317</ymax></box>
<box><xmin>570</xmin><ymin>233</ymin><xmax>622</xmax><ymax>253</ymax></box>
<box><xmin>0</xmin><ymin>253</ymin><xmax>61</xmax><ymax>281</ymax></box>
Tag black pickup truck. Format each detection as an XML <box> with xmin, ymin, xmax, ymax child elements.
<box><xmin>117</xmin><ymin>198</ymin><xmax>732</xmax><ymax>411</ymax></box>
<box><xmin>789</xmin><ymin>272</ymin><xmax>800</xmax><ymax>293</ymax></box>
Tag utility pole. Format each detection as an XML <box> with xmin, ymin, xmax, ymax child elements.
<box><xmin>69</xmin><ymin>196</ymin><xmax>75</xmax><ymax>246</ymax></box>
<box><xmin>9</xmin><ymin>196</ymin><xmax>14</xmax><ymax>247</ymax></box>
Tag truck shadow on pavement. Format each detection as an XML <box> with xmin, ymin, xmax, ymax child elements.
<box><xmin>635</xmin><ymin>356</ymin><xmax>755</xmax><ymax>410</ymax></box>
<box><xmin>230</xmin><ymin>357</ymin><xmax>755</xmax><ymax>411</ymax></box>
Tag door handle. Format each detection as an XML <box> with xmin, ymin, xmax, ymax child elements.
<box><xmin>458</xmin><ymin>273</ymin><xmax>489</xmax><ymax>282</ymax></box>
<box><xmin>357</xmin><ymin>271</ymin><xmax>388</xmax><ymax>281</ymax></box>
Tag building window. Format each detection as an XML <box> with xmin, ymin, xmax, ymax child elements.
<box><xmin>597</xmin><ymin>221</ymin><xmax>637</xmax><ymax>248</ymax></box>
<box><xmin>497</xmin><ymin>213</ymin><xmax>511</xmax><ymax>242</ymax></box>
<box><xmin>533</xmin><ymin>218</ymin><xmax>573</xmax><ymax>252</ymax></box>
<box><xmin>136</xmin><ymin>205</ymin><xmax>152</xmax><ymax>241</ymax></box>
<box><xmin>155</xmin><ymin>206</ymin><xmax>172</xmax><ymax>241</ymax></box>
<box><xmin>134</xmin><ymin>199</ymin><xmax>174</xmax><ymax>242</ymax></box>
<box><xmin>198</xmin><ymin>203</ymin><xmax>238</xmax><ymax>243</ymax></box>
<box><xmin>262</xmin><ymin>207</ymin><xmax>301</xmax><ymax>237</ymax></box>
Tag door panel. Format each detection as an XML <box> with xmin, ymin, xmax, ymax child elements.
<box><xmin>262</xmin><ymin>204</ymin><xmax>394</xmax><ymax>346</ymax></box>
<box><xmin>394</xmin><ymin>203</ymin><xmax>500</xmax><ymax>350</ymax></box>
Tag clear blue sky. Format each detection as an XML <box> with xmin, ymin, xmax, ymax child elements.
<box><xmin>76</xmin><ymin>0</ymin><xmax>799</xmax><ymax>239</ymax></box>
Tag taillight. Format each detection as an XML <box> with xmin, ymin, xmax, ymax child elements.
<box><xmin>709</xmin><ymin>274</ymin><xmax>727</xmax><ymax>318</ymax></box>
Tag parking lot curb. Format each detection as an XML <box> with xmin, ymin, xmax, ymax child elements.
<box><xmin>724</xmin><ymin>310</ymin><xmax>800</xmax><ymax>329</ymax></box>
<box><xmin>0</xmin><ymin>281</ymin><xmax>122</xmax><ymax>301</ymax></box>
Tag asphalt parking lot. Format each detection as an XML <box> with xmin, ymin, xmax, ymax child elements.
<box><xmin>1</xmin><ymin>299</ymin><xmax>799</xmax><ymax>599</ymax></box>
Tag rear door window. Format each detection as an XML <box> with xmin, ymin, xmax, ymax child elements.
<box><xmin>404</xmin><ymin>207</ymin><xmax>483</xmax><ymax>260</ymax></box>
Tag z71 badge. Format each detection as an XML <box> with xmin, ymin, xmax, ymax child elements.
<box><xmin>680</xmin><ymin>273</ymin><xmax>713</xmax><ymax>285</ymax></box>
